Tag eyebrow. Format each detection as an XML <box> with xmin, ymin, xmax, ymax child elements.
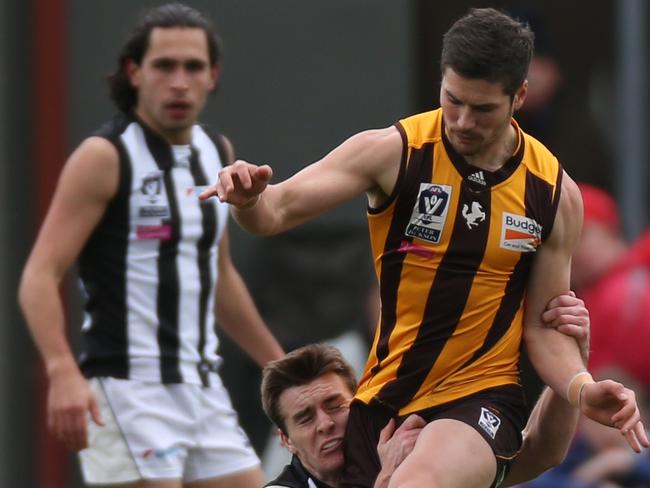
<box><xmin>292</xmin><ymin>406</ymin><xmax>313</xmax><ymax>423</ymax></box>
<box><xmin>151</xmin><ymin>57</ymin><xmax>208</xmax><ymax>66</ymax></box>
<box><xmin>290</xmin><ymin>393</ymin><xmax>347</xmax><ymax>423</ymax></box>
<box><xmin>445</xmin><ymin>89</ymin><xmax>499</xmax><ymax>111</ymax></box>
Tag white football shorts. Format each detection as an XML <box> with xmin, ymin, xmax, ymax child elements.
<box><xmin>79</xmin><ymin>374</ymin><xmax>260</xmax><ymax>484</ymax></box>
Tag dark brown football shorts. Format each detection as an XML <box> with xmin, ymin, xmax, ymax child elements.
<box><xmin>341</xmin><ymin>384</ymin><xmax>527</xmax><ymax>488</ymax></box>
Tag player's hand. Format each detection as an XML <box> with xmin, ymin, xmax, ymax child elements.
<box><xmin>580</xmin><ymin>380</ymin><xmax>649</xmax><ymax>452</ymax></box>
<box><xmin>47</xmin><ymin>365</ymin><xmax>104</xmax><ymax>451</ymax></box>
<box><xmin>542</xmin><ymin>291</ymin><xmax>590</xmax><ymax>362</ymax></box>
<box><xmin>199</xmin><ymin>160</ymin><xmax>273</xmax><ymax>209</ymax></box>
<box><xmin>376</xmin><ymin>415</ymin><xmax>426</xmax><ymax>475</ymax></box>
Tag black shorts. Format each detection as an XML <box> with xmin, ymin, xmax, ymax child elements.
<box><xmin>341</xmin><ymin>384</ymin><xmax>527</xmax><ymax>488</ymax></box>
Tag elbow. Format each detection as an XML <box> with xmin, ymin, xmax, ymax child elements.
<box><xmin>522</xmin><ymin>324</ymin><xmax>548</xmax><ymax>360</ymax></box>
<box><xmin>17</xmin><ymin>264</ymin><xmax>56</xmax><ymax>315</ymax></box>
<box><xmin>547</xmin><ymin>443</ymin><xmax>571</xmax><ymax>469</ymax></box>
<box><xmin>533</xmin><ymin>442</ymin><xmax>570</xmax><ymax>475</ymax></box>
<box><xmin>522</xmin><ymin>322</ymin><xmax>539</xmax><ymax>344</ymax></box>
<box><xmin>541</xmin><ymin>451</ymin><xmax>568</xmax><ymax>473</ymax></box>
<box><xmin>17</xmin><ymin>268</ymin><xmax>33</xmax><ymax>314</ymax></box>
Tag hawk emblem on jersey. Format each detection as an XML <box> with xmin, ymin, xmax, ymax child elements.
<box><xmin>462</xmin><ymin>201</ymin><xmax>486</xmax><ymax>228</ymax></box>
<box><xmin>405</xmin><ymin>183</ymin><xmax>452</xmax><ymax>244</ymax></box>
<box><xmin>500</xmin><ymin>212</ymin><xmax>542</xmax><ymax>252</ymax></box>
<box><xmin>478</xmin><ymin>407</ymin><xmax>501</xmax><ymax>439</ymax></box>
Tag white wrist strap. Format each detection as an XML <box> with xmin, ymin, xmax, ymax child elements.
<box><xmin>567</xmin><ymin>371</ymin><xmax>594</xmax><ymax>408</ymax></box>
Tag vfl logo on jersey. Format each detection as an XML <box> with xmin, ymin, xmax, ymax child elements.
<box><xmin>478</xmin><ymin>407</ymin><xmax>501</xmax><ymax>439</ymax></box>
<box><xmin>462</xmin><ymin>201</ymin><xmax>486</xmax><ymax>229</ymax></box>
<box><xmin>500</xmin><ymin>212</ymin><xmax>542</xmax><ymax>252</ymax></box>
<box><xmin>405</xmin><ymin>183</ymin><xmax>452</xmax><ymax>244</ymax></box>
<box><xmin>138</xmin><ymin>171</ymin><xmax>170</xmax><ymax>218</ymax></box>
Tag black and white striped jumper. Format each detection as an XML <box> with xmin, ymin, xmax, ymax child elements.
<box><xmin>78</xmin><ymin>112</ymin><xmax>229</xmax><ymax>387</ymax></box>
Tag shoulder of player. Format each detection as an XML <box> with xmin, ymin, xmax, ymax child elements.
<box><xmin>558</xmin><ymin>172</ymin><xmax>583</xmax><ymax>216</ymax></box>
<box><xmin>346</xmin><ymin>126</ymin><xmax>402</xmax><ymax>167</ymax></box>
<box><xmin>544</xmin><ymin>172</ymin><xmax>583</xmax><ymax>249</ymax></box>
<box><xmin>61</xmin><ymin>136</ymin><xmax>120</xmax><ymax>201</ymax></box>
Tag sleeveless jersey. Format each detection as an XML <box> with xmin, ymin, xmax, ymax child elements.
<box><xmin>356</xmin><ymin>108</ymin><xmax>562</xmax><ymax>415</ymax></box>
<box><xmin>78</xmin><ymin>113</ymin><xmax>229</xmax><ymax>386</ymax></box>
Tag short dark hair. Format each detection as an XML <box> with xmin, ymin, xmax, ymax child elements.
<box><xmin>261</xmin><ymin>344</ymin><xmax>357</xmax><ymax>434</ymax></box>
<box><xmin>108</xmin><ymin>3</ymin><xmax>221</xmax><ymax>113</ymax></box>
<box><xmin>441</xmin><ymin>8</ymin><xmax>534</xmax><ymax>97</ymax></box>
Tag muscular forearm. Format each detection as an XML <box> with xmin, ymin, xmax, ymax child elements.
<box><xmin>18</xmin><ymin>269</ymin><xmax>79</xmax><ymax>376</ymax></box>
<box><xmin>231</xmin><ymin>189</ymin><xmax>277</xmax><ymax>235</ymax></box>
<box><xmin>232</xmin><ymin>182</ymin><xmax>326</xmax><ymax>236</ymax></box>
<box><xmin>231</xmin><ymin>184</ymin><xmax>300</xmax><ymax>236</ymax></box>
<box><xmin>505</xmin><ymin>387</ymin><xmax>579</xmax><ymax>486</ymax></box>
<box><xmin>524</xmin><ymin>324</ymin><xmax>587</xmax><ymax>401</ymax></box>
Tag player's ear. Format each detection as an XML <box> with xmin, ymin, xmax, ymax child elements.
<box><xmin>279</xmin><ymin>429</ymin><xmax>295</xmax><ymax>454</ymax></box>
<box><xmin>126</xmin><ymin>59</ymin><xmax>141</xmax><ymax>88</ymax></box>
<box><xmin>513</xmin><ymin>80</ymin><xmax>528</xmax><ymax>111</ymax></box>
<box><xmin>208</xmin><ymin>64</ymin><xmax>220</xmax><ymax>92</ymax></box>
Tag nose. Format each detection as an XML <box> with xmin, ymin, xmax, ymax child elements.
<box><xmin>171</xmin><ymin>68</ymin><xmax>189</xmax><ymax>91</ymax></box>
<box><xmin>456</xmin><ymin>107</ymin><xmax>476</xmax><ymax>131</ymax></box>
<box><xmin>315</xmin><ymin>410</ymin><xmax>335</xmax><ymax>434</ymax></box>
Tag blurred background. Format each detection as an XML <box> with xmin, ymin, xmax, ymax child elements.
<box><xmin>1</xmin><ymin>0</ymin><xmax>648</xmax><ymax>486</ymax></box>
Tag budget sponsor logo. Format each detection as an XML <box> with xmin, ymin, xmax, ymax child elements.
<box><xmin>500</xmin><ymin>212</ymin><xmax>542</xmax><ymax>252</ymax></box>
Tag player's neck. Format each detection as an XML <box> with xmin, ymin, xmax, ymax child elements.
<box><xmin>464</xmin><ymin>124</ymin><xmax>518</xmax><ymax>171</ymax></box>
<box><xmin>134</xmin><ymin>108</ymin><xmax>193</xmax><ymax>145</ymax></box>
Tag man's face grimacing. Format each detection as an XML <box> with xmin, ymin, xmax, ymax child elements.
<box><xmin>127</xmin><ymin>27</ymin><xmax>218</xmax><ymax>144</ymax></box>
<box><xmin>278</xmin><ymin>372</ymin><xmax>353</xmax><ymax>486</ymax></box>
<box><xmin>440</xmin><ymin>67</ymin><xmax>526</xmax><ymax>159</ymax></box>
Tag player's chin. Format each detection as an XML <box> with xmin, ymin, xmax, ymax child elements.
<box><xmin>452</xmin><ymin>139</ymin><xmax>481</xmax><ymax>156</ymax></box>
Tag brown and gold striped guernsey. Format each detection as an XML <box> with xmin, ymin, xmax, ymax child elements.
<box><xmin>356</xmin><ymin>108</ymin><xmax>562</xmax><ymax>415</ymax></box>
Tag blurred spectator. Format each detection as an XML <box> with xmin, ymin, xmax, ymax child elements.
<box><xmin>572</xmin><ymin>183</ymin><xmax>650</xmax><ymax>388</ymax></box>
<box><xmin>512</xmin><ymin>7</ymin><xmax>613</xmax><ymax>189</ymax></box>
<box><xmin>513</xmin><ymin>8</ymin><xmax>563</xmax><ymax>140</ymax></box>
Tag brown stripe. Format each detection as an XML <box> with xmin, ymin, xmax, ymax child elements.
<box><xmin>378</xmin><ymin>181</ymin><xmax>491</xmax><ymax>410</ymax></box>
<box><xmin>371</xmin><ymin>141</ymin><xmax>434</xmax><ymax>375</ymax></box>
<box><xmin>543</xmin><ymin>165</ymin><xmax>563</xmax><ymax>240</ymax></box>
<box><xmin>461</xmin><ymin>254</ymin><xmax>531</xmax><ymax>370</ymax></box>
<box><xmin>525</xmin><ymin>170</ymin><xmax>555</xmax><ymax>241</ymax></box>
<box><xmin>458</xmin><ymin>169</ymin><xmax>556</xmax><ymax>371</ymax></box>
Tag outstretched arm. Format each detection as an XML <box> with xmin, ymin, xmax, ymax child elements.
<box><xmin>18</xmin><ymin>137</ymin><xmax>117</xmax><ymax>450</ymax></box>
<box><xmin>200</xmin><ymin>126</ymin><xmax>403</xmax><ymax>235</ymax></box>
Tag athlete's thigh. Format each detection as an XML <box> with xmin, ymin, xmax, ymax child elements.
<box><xmin>389</xmin><ymin>419</ymin><xmax>496</xmax><ymax>488</ymax></box>
<box><xmin>182</xmin><ymin>373</ymin><xmax>261</xmax><ymax>484</ymax></box>
<box><xmin>185</xmin><ymin>467</ymin><xmax>265</xmax><ymax>488</ymax></box>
